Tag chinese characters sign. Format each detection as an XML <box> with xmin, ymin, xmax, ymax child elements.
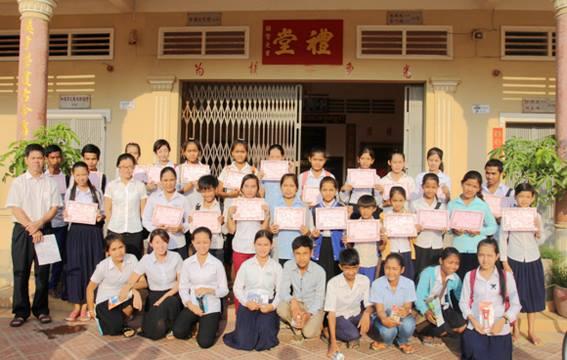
<box><xmin>263</xmin><ymin>20</ymin><xmax>343</xmax><ymax>65</ymax></box>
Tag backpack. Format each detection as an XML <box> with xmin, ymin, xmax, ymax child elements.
<box><xmin>468</xmin><ymin>268</ymin><xmax>512</xmax><ymax>316</ymax></box>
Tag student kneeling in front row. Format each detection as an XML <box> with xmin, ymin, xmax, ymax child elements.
<box><xmin>277</xmin><ymin>235</ymin><xmax>326</xmax><ymax>342</ymax></box>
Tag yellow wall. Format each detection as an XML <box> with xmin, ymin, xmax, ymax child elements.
<box><xmin>0</xmin><ymin>9</ymin><xmax>556</xmax><ymax>281</ymax></box>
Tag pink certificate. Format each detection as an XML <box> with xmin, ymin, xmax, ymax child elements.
<box><xmin>233</xmin><ymin>198</ymin><xmax>265</xmax><ymax>221</ymax></box>
<box><xmin>484</xmin><ymin>194</ymin><xmax>503</xmax><ymax>218</ymax></box>
<box><xmin>152</xmin><ymin>204</ymin><xmax>184</xmax><ymax>227</ymax></box>
<box><xmin>382</xmin><ymin>182</ymin><xmax>408</xmax><ymax>201</ymax></box>
<box><xmin>147</xmin><ymin>166</ymin><xmax>162</xmax><ymax>184</ymax></box>
<box><xmin>89</xmin><ymin>171</ymin><xmax>103</xmax><ymax>190</ymax></box>
<box><xmin>346</xmin><ymin>220</ymin><xmax>381</xmax><ymax>242</ymax></box>
<box><xmin>224</xmin><ymin>170</ymin><xmax>246</xmax><ymax>190</ymax></box>
<box><xmin>261</xmin><ymin>160</ymin><xmax>289</xmax><ymax>181</ymax></box>
<box><xmin>384</xmin><ymin>213</ymin><xmax>417</xmax><ymax>237</ymax></box>
<box><xmin>133</xmin><ymin>166</ymin><xmax>148</xmax><ymax>183</ymax></box>
<box><xmin>64</xmin><ymin>201</ymin><xmax>97</xmax><ymax>225</ymax></box>
<box><xmin>347</xmin><ymin>169</ymin><xmax>376</xmax><ymax>189</ymax></box>
<box><xmin>417</xmin><ymin>209</ymin><xmax>449</xmax><ymax>231</ymax></box>
<box><xmin>315</xmin><ymin>207</ymin><xmax>348</xmax><ymax>230</ymax></box>
<box><xmin>501</xmin><ymin>208</ymin><xmax>537</xmax><ymax>232</ymax></box>
<box><xmin>190</xmin><ymin>211</ymin><xmax>221</xmax><ymax>234</ymax></box>
<box><xmin>450</xmin><ymin>210</ymin><xmax>484</xmax><ymax>232</ymax></box>
<box><xmin>302</xmin><ymin>186</ymin><xmax>321</xmax><ymax>206</ymax></box>
<box><xmin>181</xmin><ymin>164</ymin><xmax>209</xmax><ymax>183</ymax></box>
<box><xmin>274</xmin><ymin>207</ymin><xmax>306</xmax><ymax>230</ymax></box>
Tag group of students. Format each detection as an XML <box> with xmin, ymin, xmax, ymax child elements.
<box><xmin>5</xmin><ymin>138</ymin><xmax>547</xmax><ymax>360</ymax></box>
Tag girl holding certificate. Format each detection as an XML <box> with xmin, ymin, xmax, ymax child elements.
<box><xmin>448</xmin><ymin>171</ymin><xmax>497</xmax><ymax>279</ymax></box>
<box><xmin>376</xmin><ymin>151</ymin><xmax>416</xmax><ymax>208</ymax></box>
<box><xmin>258</xmin><ymin>144</ymin><xmax>290</xmax><ymax>211</ymax></box>
<box><xmin>380</xmin><ymin>187</ymin><xmax>416</xmax><ymax>280</ymax></box>
<box><xmin>64</xmin><ymin>161</ymin><xmax>105</xmax><ymax>322</ymax></box>
<box><xmin>311</xmin><ymin>176</ymin><xmax>346</xmax><ymax>282</ymax></box>
<box><xmin>298</xmin><ymin>147</ymin><xmax>335</xmax><ymax>207</ymax></box>
<box><xmin>459</xmin><ymin>239</ymin><xmax>521</xmax><ymax>360</ymax></box>
<box><xmin>177</xmin><ymin>139</ymin><xmax>210</xmax><ymax>207</ymax></box>
<box><xmin>223</xmin><ymin>230</ymin><xmax>282</xmax><ymax>351</ymax></box>
<box><xmin>121</xmin><ymin>229</ymin><xmax>183</xmax><ymax>340</ymax></box>
<box><xmin>340</xmin><ymin>147</ymin><xmax>381</xmax><ymax>212</ymax></box>
<box><xmin>415</xmin><ymin>247</ymin><xmax>465</xmax><ymax>344</ymax></box>
<box><xmin>499</xmin><ymin>183</ymin><xmax>545</xmax><ymax>345</ymax></box>
<box><xmin>142</xmin><ymin>167</ymin><xmax>191</xmax><ymax>259</ymax></box>
<box><xmin>86</xmin><ymin>234</ymin><xmax>144</xmax><ymax>337</ymax></box>
<box><xmin>147</xmin><ymin>139</ymin><xmax>176</xmax><ymax>193</ymax></box>
<box><xmin>414</xmin><ymin>147</ymin><xmax>451</xmax><ymax>202</ymax></box>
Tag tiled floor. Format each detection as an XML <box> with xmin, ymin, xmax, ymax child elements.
<box><xmin>0</xmin><ymin>307</ymin><xmax>564</xmax><ymax>359</ymax></box>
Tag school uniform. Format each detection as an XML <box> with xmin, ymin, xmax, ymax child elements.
<box><xmin>297</xmin><ymin>169</ymin><xmax>335</xmax><ymax>205</ymax></box>
<box><xmin>64</xmin><ymin>187</ymin><xmax>105</xmax><ymax>304</ymax></box>
<box><xmin>277</xmin><ymin>260</ymin><xmax>326</xmax><ymax>338</ymax></box>
<box><xmin>146</xmin><ymin>161</ymin><xmax>176</xmax><ymax>195</ymax></box>
<box><xmin>142</xmin><ymin>190</ymin><xmax>191</xmax><ymax>259</ymax></box>
<box><xmin>90</xmin><ymin>254</ymin><xmax>138</xmax><ymax>335</ymax></box>
<box><xmin>134</xmin><ymin>251</ymin><xmax>183</xmax><ymax>340</ymax></box>
<box><xmin>312</xmin><ymin>200</ymin><xmax>344</xmax><ymax>282</ymax></box>
<box><xmin>271</xmin><ymin>196</ymin><xmax>314</xmax><ymax>263</ymax></box>
<box><xmin>410</xmin><ymin>197</ymin><xmax>446</xmax><ymax>279</ymax></box>
<box><xmin>459</xmin><ymin>267</ymin><xmax>521</xmax><ymax>360</ymax></box>
<box><xmin>377</xmin><ymin>172</ymin><xmax>415</xmax><ymax>207</ymax></box>
<box><xmin>45</xmin><ymin>170</ymin><xmax>68</xmax><ymax>294</ymax></box>
<box><xmin>482</xmin><ymin>183</ymin><xmax>516</xmax><ymax>242</ymax></box>
<box><xmin>415</xmin><ymin>266</ymin><xmax>465</xmax><ymax>337</ymax></box>
<box><xmin>223</xmin><ymin>256</ymin><xmax>283</xmax><ymax>351</ymax></box>
<box><xmin>324</xmin><ymin>273</ymin><xmax>371</xmax><ymax>342</ymax></box>
<box><xmin>499</xmin><ymin>212</ymin><xmax>546</xmax><ymax>313</ymax></box>
<box><xmin>173</xmin><ymin>253</ymin><xmax>228</xmax><ymax>348</ymax></box>
<box><xmin>6</xmin><ymin>171</ymin><xmax>62</xmax><ymax>320</ymax></box>
<box><xmin>370</xmin><ymin>276</ymin><xmax>417</xmax><ymax>345</ymax></box>
<box><xmin>262</xmin><ymin>179</ymin><xmax>283</xmax><ymax>212</ymax></box>
<box><xmin>105</xmin><ymin>178</ymin><xmax>148</xmax><ymax>259</ymax></box>
<box><xmin>188</xmin><ymin>199</ymin><xmax>224</xmax><ymax>261</ymax></box>
<box><xmin>381</xmin><ymin>208</ymin><xmax>416</xmax><ymax>280</ymax></box>
<box><xmin>176</xmin><ymin>162</ymin><xmax>211</xmax><ymax>208</ymax></box>
<box><xmin>339</xmin><ymin>169</ymin><xmax>381</xmax><ymax>209</ymax></box>
<box><xmin>70</xmin><ymin>171</ymin><xmax>107</xmax><ymax>193</ymax></box>
<box><xmin>414</xmin><ymin>171</ymin><xmax>452</xmax><ymax>202</ymax></box>
<box><xmin>448</xmin><ymin>196</ymin><xmax>497</xmax><ymax>279</ymax></box>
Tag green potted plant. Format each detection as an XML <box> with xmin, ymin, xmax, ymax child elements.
<box><xmin>0</xmin><ymin>124</ymin><xmax>81</xmax><ymax>181</ymax></box>
<box><xmin>551</xmin><ymin>262</ymin><xmax>567</xmax><ymax>317</ymax></box>
<box><xmin>541</xmin><ymin>245</ymin><xmax>563</xmax><ymax>301</ymax></box>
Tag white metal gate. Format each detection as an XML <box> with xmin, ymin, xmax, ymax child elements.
<box><xmin>181</xmin><ymin>83</ymin><xmax>303</xmax><ymax>176</ymax></box>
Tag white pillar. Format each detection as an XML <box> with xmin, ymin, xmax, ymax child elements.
<box><xmin>429</xmin><ymin>78</ymin><xmax>460</xmax><ymax>170</ymax></box>
<box><xmin>147</xmin><ymin>76</ymin><xmax>176</xmax><ymax>142</ymax></box>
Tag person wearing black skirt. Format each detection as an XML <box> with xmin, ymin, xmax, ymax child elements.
<box><xmin>64</xmin><ymin>162</ymin><xmax>105</xmax><ymax>322</ymax></box>
<box><xmin>86</xmin><ymin>234</ymin><xmax>145</xmax><ymax>337</ymax></box>
<box><xmin>121</xmin><ymin>229</ymin><xmax>183</xmax><ymax>340</ymax></box>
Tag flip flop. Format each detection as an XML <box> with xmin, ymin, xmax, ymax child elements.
<box><xmin>122</xmin><ymin>327</ymin><xmax>136</xmax><ymax>338</ymax></box>
<box><xmin>370</xmin><ymin>341</ymin><xmax>387</xmax><ymax>351</ymax></box>
<box><xmin>399</xmin><ymin>344</ymin><xmax>416</xmax><ymax>354</ymax></box>
<box><xmin>37</xmin><ymin>314</ymin><xmax>52</xmax><ymax>324</ymax></box>
<box><xmin>9</xmin><ymin>317</ymin><xmax>25</xmax><ymax>327</ymax></box>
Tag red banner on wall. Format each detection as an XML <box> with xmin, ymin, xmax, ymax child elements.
<box><xmin>492</xmin><ymin>127</ymin><xmax>504</xmax><ymax>149</ymax></box>
<box><xmin>262</xmin><ymin>20</ymin><xmax>343</xmax><ymax>65</ymax></box>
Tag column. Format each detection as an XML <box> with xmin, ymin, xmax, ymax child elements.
<box><xmin>429</xmin><ymin>78</ymin><xmax>460</xmax><ymax>170</ymax></box>
<box><xmin>16</xmin><ymin>0</ymin><xmax>57</xmax><ymax>140</ymax></box>
<box><xmin>147</xmin><ymin>75</ymin><xmax>176</xmax><ymax>141</ymax></box>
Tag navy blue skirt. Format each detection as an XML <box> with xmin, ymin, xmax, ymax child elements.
<box><xmin>508</xmin><ymin>257</ymin><xmax>545</xmax><ymax>313</ymax></box>
<box><xmin>223</xmin><ymin>305</ymin><xmax>279</xmax><ymax>351</ymax></box>
<box><xmin>66</xmin><ymin>224</ymin><xmax>104</xmax><ymax>304</ymax></box>
<box><xmin>461</xmin><ymin>328</ymin><xmax>512</xmax><ymax>360</ymax></box>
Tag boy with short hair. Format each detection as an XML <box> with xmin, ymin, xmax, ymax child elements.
<box><xmin>277</xmin><ymin>235</ymin><xmax>326</xmax><ymax>342</ymax></box>
<box><xmin>81</xmin><ymin>144</ymin><xmax>106</xmax><ymax>192</ymax></box>
<box><xmin>324</xmin><ymin>248</ymin><xmax>373</xmax><ymax>357</ymax></box>
<box><xmin>483</xmin><ymin>159</ymin><xmax>515</xmax><ymax>210</ymax></box>
<box><xmin>6</xmin><ymin>144</ymin><xmax>62</xmax><ymax>327</ymax></box>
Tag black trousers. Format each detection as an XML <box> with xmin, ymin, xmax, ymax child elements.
<box><xmin>140</xmin><ymin>290</ymin><xmax>182</xmax><ymax>340</ymax></box>
<box><xmin>95</xmin><ymin>298</ymin><xmax>133</xmax><ymax>335</ymax></box>
<box><xmin>11</xmin><ymin>223</ymin><xmax>51</xmax><ymax>319</ymax></box>
<box><xmin>107</xmin><ymin>230</ymin><xmax>145</xmax><ymax>260</ymax></box>
<box><xmin>173</xmin><ymin>308</ymin><xmax>221</xmax><ymax>348</ymax></box>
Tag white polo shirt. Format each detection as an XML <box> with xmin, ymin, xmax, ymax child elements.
<box><xmin>90</xmin><ymin>254</ymin><xmax>138</xmax><ymax>304</ymax></box>
<box><xmin>324</xmin><ymin>273</ymin><xmax>370</xmax><ymax>319</ymax></box>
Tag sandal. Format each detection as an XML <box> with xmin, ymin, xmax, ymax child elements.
<box><xmin>65</xmin><ymin>310</ymin><xmax>80</xmax><ymax>322</ymax></box>
<box><xmin>399</xmin><ymin>343</ymin><xmax>416</xmax><ymax>354</ymax></box>
<box><xmin>78</xmin><ymin>310</ymin><xmax>90</xmax><ymax>322</ymax></box>
<box><xmin>9</xmin><ymin>317</ymin><xmax>25</xmax><ymax>327</ymax></box>
<box><xmin>122</xmin><ymin>327</ymin><xmax>136</xmax><ymax>338</ymax></box>
<box><xmin>37</xmin><ymin>314</ymin><xmax>52</xmax><ymax>324</ymax></box>
<box><xmin>370</xmin><ymin>341</ymin><xmax>388</xmax><ymax>351</ymax></box>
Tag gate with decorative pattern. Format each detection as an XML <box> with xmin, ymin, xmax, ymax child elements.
<box><xmin>180</xmin><ymin>83</ymin><xmax>303</xmax><ymax>176</ymax></box>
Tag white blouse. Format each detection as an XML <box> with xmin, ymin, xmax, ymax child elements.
<box><xmin>233</xmin><ymin>256</ymin><xmax>282</xmax><ymax>307</ymax></box>
<box><xmin>179</xmin><ymin>254</ymin><xmax>228</xmax><ymax>314</ymax></box>
<box><xmin>134</xmin><ymin>251</ymin><xmax>183</xmax><ymax>291</ymax></box>
<box><xmin>105</xmin><ymin>178</ymin><xmax>147</xmax><ymax>233</ymax></box>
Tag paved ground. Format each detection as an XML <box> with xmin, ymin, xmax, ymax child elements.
<box><xmin>0</xmin><ymin>298</ymin><xmax>564</xmax><ymax>360</ymax></box>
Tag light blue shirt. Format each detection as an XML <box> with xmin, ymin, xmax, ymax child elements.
<box><xmin>447</xmin><ymin>196</ymin><xmax>498</xmax><ymax>253</ymax></box>
<box><xmin>262</xmin><ymin>180</ymin><xmax>283</xmax><ymax>210</ymax></box>
<box><xmin>271</xmin><ymin>196</ymin><xmax>314</xmax><ymax>260</ymax></box>
<box><xmin>280</xmin><ymin>260</ymin><xmax>326</xmax><ymax>314</ymax></box>
<box><xmin>370</xmin><ymin>276</ymin><xmax>416</xmax><ymax>312</ymax></box>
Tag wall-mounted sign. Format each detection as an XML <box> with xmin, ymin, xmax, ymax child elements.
<box><xmin>492</xmin><ymin>127</ymin><xmax>504</xmax><ymax>149</ymax></box>
<box><xmin>187</xmin><ymin>12</ymin><xmax>222</xmax><ymax>26</ymax></box>
<box><xmin>263</xmin><ymin>19</ymin><xmax>343</xmax><ymax>65</ymax></box>
<box><xmin>59</xmin><ymin>95</ymin><xmax>91</xmax><ymax>109</ymax></box>
<box><xmin>387</xmin><ymin>10</ymin><xmax>423</xmax><ymax>25</ymax></box>
<box><xmin>120</xmin><ymin>100</ymin><xmax>135</xmax><ymax>110</ymax></box>
<box><xmin>522</xmin><ymin>98</ymin><xmax>555</xmax><ymax>114</ymax></box>
<box><xmin>472</xmin><ymin>104</ymin><xmax>490</xmax><ymax>114</ymax></box>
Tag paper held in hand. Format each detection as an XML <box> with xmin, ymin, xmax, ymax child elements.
<box><xmin>133</xmin><ymin>166</ymin><xmax>148</xmax><ymax>183</ymax></box>
<box><xmin>484</xmin><ymin>194</ymin><xmax>503</xmax><ymax>218</ymax></box>
<box><xmin>233</xmin><ymin>198</ymin><xmax>265</xmax><ymax>221</ymax></box>
<box><xmin>34</xmin><ymin>234</ymin><xmax>62</xmax><ymax>266</ymax></box>
<box><xmin>181</xmin><ymin>164</ymin><xmax>209</xmax><ymax>183</ymax></box>
<box><xmin>260</xmin><ymin>160</ymin><xmax>289</xmax><ymax>181</ymax></box>
<box><xmin>450</xmin><ymin>210</ymin><xmax>484</xmax><ymax>232</ymax></box>
<box><xmin>152</xmin><ymin>205</ymin><xmax>184</xmax><ymax>227</ymax></box>
<box><xmin>384</xmin><ymin>213</ymin><xmax>417</xmax><ymax>237</ymax></box>
<box><xmin>147</xmin><ymin>166</ymin><xmax>162</xmax><ymax>184</ymax></box>
<box><xmin>501</xmin><ymin>208</ymin><xmax>537</xmax><ymax>232</ymax></box>
<box><xmin>64</xmin><ymin>201</ymin><xmax>98</xmax><ymax>225</ymax></box>
<box><xmin>417</xmin><ymin>209</ymin><xmax>449</xmax><ymax>231</ymax></box>
<box><xmin>315</xmin><ymin>207</ymin><xmax>348</xmax><ymax>230</ymax></box>
<box><xmin>346</xmin><ymin>220</ymin><xmax>381</xmax><ymax>242</ymax></box>
<box><xmin>224</xmin><ymin>170</ymin><xmax>246</xmax><ymax>190</ymax></box>
<box><xmin>302</xmin><ymin>186</ymin><xmax>320</xmax><ymax>206</ymax></box>
<box><xmin>347</xmin><ymin>169</ymin><xmax>376</xmax><ymax>188</ymax></box>
<box><xmin>190</xmin><ymin>211</ymin><xmax>221</xmax><ymax>233</ymax></box>
<box><xmin>274</xmin><ymin>207</ymin><xmax>306</xmax><ymax>230</ymax></box>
